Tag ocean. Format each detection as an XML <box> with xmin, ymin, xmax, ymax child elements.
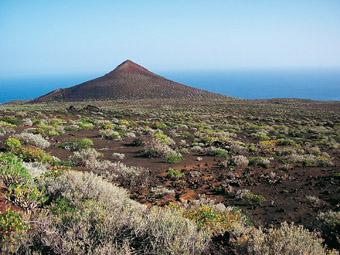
<box><xmin>0</xmin><ymin>70</ymin><xmax>339</xmax><ymax>103</ymax></box>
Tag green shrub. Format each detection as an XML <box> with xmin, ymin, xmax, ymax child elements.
<box><xmin>242</xmin><ymin>191</ymin><xmax>266</xmax><ymax>204</ymax></box>
<box><xmin>277</xmin><ymin>138</ymin><xmax>297</xmax><ymax>146</ymax></box>
<box><xmin>249</xmin><ymin>157</ymin><xmax>270</xmax><ymax>168</ymax></box>
<box><xmin>207</xmin><ymin>147</ymin><xmax>229</xmax><ymax>158</ymax></box>
<box><xmin>7</xmin><ymin>183</ymin><xmax>47</xmax><ymax>210</ymax></box>
<box><xmin>0</xmin><ymin>153</ymin><xmax>31</xmax><ymax>186</ymax></box>
<box><xmin>167</xmin><ymin>168</ymin><xmax>184</xmax><ymax>178</ymax></box>
<box><xmin>78</xmin><ymin>119</ymin><xmax>95</xmax><ymax>130</ymax></box>
<box><xmin>36</xmin><ymin>123</ymin><xmax>62</xmax><ymax>136</ymax></box>
<box><xmin>59</xmin><ymin>138</ymin><xmax>94</xmax><ymax>151</ymax></box>
<box><xmin>50</xmin><ymin>197</ymin><xmax>76</xmax><ymax>215</ymax></box>
<box><xmin>19</xmin><ymin>146</ymin><xmax>53</xmax><ymax>163</ymax></box>
<box><xmin>0</xmin><ymin>120</ymin><xmax>16</xmax><ymax>129</ymax></box>
<box><xmin>153</xmin><ymin>121</ymin><xmax>167</xmax><ymax>129</ymax></box>
<box><xmin>4</xmin><ymin>137</ymin><xmax>22</xmax><ymax>151</ymax></box>
<box><xmin>173</xmin><ymin>199</ymin><xmax>250</xmax><ymax>236</ymax></box>
<box><xmin>99</xmin><ymin>129</ymin><xmax>121</xmax><ymax>140</ymax></box>
<box><xmin>153</xmin><ymin>130</ymin><xmax>174</xmax><ymax>145</ymax></box>
<box><xmin>253</xmin><ymin>131</ymin><xmax>270</xmax><ymax>141</ymax></box>
<box><xmin>165</xmin><ymin>152</ymin><xmax>183</xmax><ymax>163</ymax></box>
<box><xmin>0</xmin><ymin>209</ymin><xmax>29</xmax><ymax>253</ymax></box>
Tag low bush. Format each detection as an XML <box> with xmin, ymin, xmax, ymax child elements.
<box><xmin>316</xmin><ymin>210</ymin><xmax>340</xmax><ymax>248</ymax></box>
<box><xmin>7</xmin><ymin>183</ymin><xmax>47</xmax><ymax>210</ymax></box>
<box><xmin>18</xmin><ymin>171</ymin><xmax>208</xmax><ymax>255</ymax></box>
<box><xmin>165</xmin><ymin>151</ymin><xmax>183</xmax><ymax>163</ymax></box>
<box><xmin>0</xmin><ymin>120</ymin><xmax>16</xmax><ymax>129</ymax></box>
<box><xmin>153</xmin><ymin>130</ymin><xmax>175</xmax><ymax>145</ymax></box>
<box><xmin>112</xmin><ymin>152</ymin><xmax>125</xmax><ymax>160</ymax></box>
<box><xmin>4</xmin><ymin>137</ymin><xmax>22</xmax><ymax>151</ymax></box>
<box><xmin>99</xmin><ymin>129</ymin><xmax>121</xmax><ymax>140</ymax></box>
<box><xmin>59</xmin><ymin>138</ymin><xmax>93</xmax><ymax>151</ymax></box>
<box><xmin>0</xmin><ymin>209</ymin><xmax>29</xmax><ymax>254</ymax></box>
<box><xmin>236</xmin><ymin>189</ymin><xmax>266</xmax><ymax>204</ymax></box>
<box><xmin>36</xmin><ymin>123</ymin><xmax>63</xmax><ymax>136</ymax></box>
<box><xmin>249</xmin><ymin>157</ymin><xmax>270</xmax><ymax>168</ymax></box>
<box><xmin>246</xmin><ymin>222</ymin><xmax>336</xmax><ymax>255</ymax></box>
<box><xmin>71</xmin><ymin>148</ymin><xmax>102</xmax><ymax>166</ymax></box>
<box><xmin>111</xmin><ymin>161</ymin><xmax>149</xmax><ymax>187</ymax></box>
<box><xmin>145</xmin><ymin>138</ymin><xmax>183</xmax><ymax>163</ymax></box>
<box><xmin>19</xmin><ymin>145</ymin><xmax>53</xmax><ymax>163</ymax></box>
<box><xmin>173</xmin><ymin>197</ymin><xmax>250</xmax><ymax>237</ymax></box>
<box><xmin>167</xmin><ymin>168</ymin><xmax>184</xmax><ymax>178</ymax></box>
<box><xmin>0</xmin><ymin>153</ymin><xmax>47</xmax><ymax>211</ymax></box>
<box><xmin>205</xmin><ymin>147</ymin><xmax>229</xmax><ymax>158</ymax></box>
<box><xmin>0</xmin><ymin>153</ymin><xmax>31</xmax><ymax>186</ymax></box>
<box><xmin>16</xmin><ymin>132</ymin><xmax>50</xmax><ymax>149</ymax></box>
<box><xmin>231</xmin><ymin>155</ymin><xmax>249</xmax><ymax>168</ymax></box>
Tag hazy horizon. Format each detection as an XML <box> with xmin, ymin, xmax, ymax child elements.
<box><xmin>1</xmin><ymin>69</ymin><xmax>340</xmax><ymax>103</ymax></box>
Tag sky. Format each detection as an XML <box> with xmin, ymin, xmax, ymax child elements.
<box><xmin>1</xmin><ymin>0</ymin><xmax>340</xmax><ymax>77</ymax></box>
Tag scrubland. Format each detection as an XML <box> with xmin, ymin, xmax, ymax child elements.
<box><xmin>0</xmin><ymin>99</ymin><xmax>339</xmax><ymax>254</ymax></box>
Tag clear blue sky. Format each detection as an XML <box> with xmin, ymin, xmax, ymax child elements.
<box><xmin>1</xmin><ymin>0</ymin><xmax>340</xmax><ymax>77</ymax></box>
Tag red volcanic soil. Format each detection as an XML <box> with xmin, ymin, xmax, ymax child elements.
<box><xmin>33</xmin><ymin>60</ymin><xmax>223</xmax><ymax>102</ymax></box>
<box><xmin>42</xmin><ymin>127</ymin><xmax>339</xmax><ymax>227</ymax></box>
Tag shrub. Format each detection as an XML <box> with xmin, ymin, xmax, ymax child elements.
<box><xmin>99</xmin><ymin>129</ymin><xmax>121</xmax><ymax>140</ymax></box>
<box><xmin>0</xmin><ymin>126</ymin><xmax>15</xmax><ymax>137</ymax></box>
<box><xmin>0</xmin><ymin>153</ymin><xmax>31</xmax><ymax>186</ymax></box>
<box><xmin>22</xmin><ymin>118</ymin><xmax>33</xmax><ymax>126</ymax></box>
<box><xmin>153</xmin><ymin>130</ymin><xmax>175</xmax><ymax>145</ymax></box>
<box><xmin>110</xmin><ymin>161</ymin><xmax>149</xmax><ymax>187</ymax></box>
<box><xmin>167</xmin><ymin>168</ymin><xmax>184</xmax><ymax>178</ymax></box>
<box><xmin>16</xmin><ymin>132</ymin><xmax>50</xmax><ymax>149</ymax></box>
<box><xmin>165</xmin><ymin>151</ymin><xmax>183</xmax><ymax>163</ymax></box>
<box><xmin>277</xmin><ymin>138</ymin><xmax>297</xmax><ymax>146</ymax></box>
<box><xmin>145</xmin><ymin>138</ymin><xmax>182</xmax><ymax>163</ymax></box>
<box><xmin>174</xmin><ymin>197</ymin><xmax>250</xmax><ymax>236</ymax></box>
<box><xmin>287</xmin><ymin>153</ymin><xmax>333</xmax><ymax>167</ymax></box>
<box><xmin>20</xmin><ymin>171</ymin><xmax>208</xmax><ymax>255</ymax></box>
<box><xmin>7</xmin><ymin>183</ymin><xmax>47</xmax><ymax>210</ymax></box>
<box><xmin>151</xmin><ymin>186</ymin><xmax>176</xmax><ymax>197</ymax></box>
<box><xmin>140</xmin><ymin>207</ymin><xmax>209</xmax><ymax>254</ymax></box>
<box><xmin>253</xmin><ymin>131</ymin><xmax>270</xmax><ymax>141</ymax></box>
<box><xmin>246</xmin><ymin>222</ymin><xmax>334</xmax><ymax>255</ymax></box>
<box><xmin>206</xmin><ymin>147</ymin><xmax>228</xmax><ymax>158</ymax></box>
<box><xmin>249</xmin><ymin>157</ymin><xmax>270</xmax><ymax>168</ymax></box>
<box><xmin>0</xmin><ymin>120</ymin><xmax>16</xmax><ymax>129</ymax></box>
<box><xmin>144</xmin><ymin>139</ymin><xmax>173</xmax><ymax>157</ymax></box>
<box><xmin>4</xmin><ymin>137</ymin><xmax>22</xmax><ymax>151</ymax></box>
<box><xmin>236</xmin><ymin>189</ymin><xmax>266</xmax><ymax>204</ymax></box>
<box><xmin>71</xmin><ymin>148</ymin><xmax>102</xmax><ymax>165</ymax></box>
<box><xmin>59</xmin><ymin>138</ymin><xmax>93</xmax><ymax>151</ymax></box>
<box><xmin>19</xmin><ymin>146</ymin><xmax>53</xmax><ymax>163</ymax></box>
<box><xmin>130</xmin><ymin>137</ymin><xmax>144</xmax><ymax>146</ymax></box>
<box><xmin>0</xmin><ymin>209</ymin><xmax>29</xmax><ymax>254</ymax></box>
<box><xmin>223</xmin><ymin>155</ymin><xmax>249</xmax><ymax>169</ymax></box>
<box><xmin>317</xmin><ymin>210</ymin><xmax>340</xmax><ymax>232</ymax></box>
<box><xmin>112</xmin><ymin>152</ymin><xmax>125</xmax><ymax>160</ymax></box>
<box><xmin>78</xmin><ymin>119</ymin><xmax>95</xmax><ymax>130</ymax></box>
<box><xmin>316</xmin><ymin>210</ymin><xmax>340</xmax><ymax>248</ymax></box>
<box><xmin>36</xmin><ymin>123</ymin><xmax>63</xmax><ymax>136</ymax></box>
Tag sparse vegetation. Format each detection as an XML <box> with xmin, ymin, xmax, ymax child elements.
<box><xmin>0</xmin><ymin>99</ymin><xmax>339</xmax><ymax>254</ymax></box>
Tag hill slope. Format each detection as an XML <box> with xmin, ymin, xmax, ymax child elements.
<box><xmin>33</xmin><ymin>60</ymin><xmax>223</xmax><ymax>102</ymax></box>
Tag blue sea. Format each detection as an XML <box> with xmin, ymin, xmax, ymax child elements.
<box><xmin>0</xmin><ymin>70</ymin><xmax>339</xmax><ymax>103</ymax></box>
